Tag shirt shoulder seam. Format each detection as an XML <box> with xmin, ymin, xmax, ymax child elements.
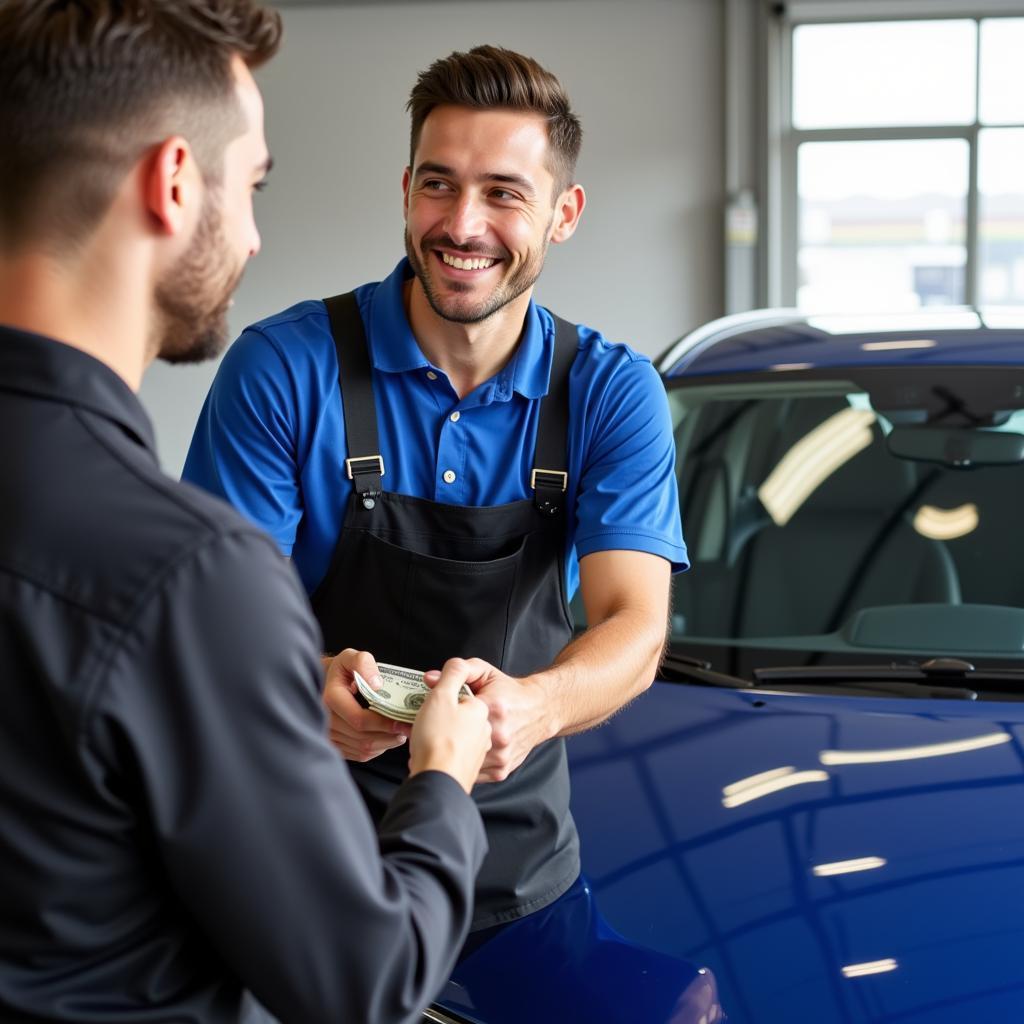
<box><xmin>246</xmin><ymin>300</ymin><xmax>330</xmax><ymax>335</ymax></box>
<box><xmin>75</xmin><ymin>406</ymin><xmax>228</xmax><ymax>533</ymax></box>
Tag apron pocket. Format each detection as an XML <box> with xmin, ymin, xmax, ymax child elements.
<box><xmin>394</xmin><ymin>534</ymin><xmax>527</xmax><ymax>671</ymax></box>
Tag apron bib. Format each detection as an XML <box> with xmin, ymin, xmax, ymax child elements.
<box><xmin>311</xmin><ymin>293</ymin><xmax>581</xmax><ymax>927</ymax></box>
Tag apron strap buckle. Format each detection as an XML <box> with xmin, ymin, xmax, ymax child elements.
<box><xmin>531</xmin><ymin>468</ymin><xmax>567</xmax><ymax>515</ymax></box>
<box><xmin>346</xmin><ymin>454</ymin><xmax>385</xmax><ymax>499</ymax></box>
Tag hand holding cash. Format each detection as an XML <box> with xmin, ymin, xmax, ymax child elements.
<box><xmin>406</xmin><ymin>660</ymin><xmax>492</xmax><ymax>793</ymax></box>
<box><xmin>353</xmin><ymin>663</ymin><xmax>472</xmax><ymax>723</ymax></box>
<box><xmin>324</xmin><ymin>651</ymin><xmax>490</xmax><ymax>789</ymax></box>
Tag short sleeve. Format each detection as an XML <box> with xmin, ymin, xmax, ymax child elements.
<box><xmin>573</xmin><ymin>354</ymin><xmax>689</xmax><ymax>572</ymax></box>
<box><xmin>182</xmin><ymin>330</ymin><xmax>304</xmax><ymax>555</ymax></box>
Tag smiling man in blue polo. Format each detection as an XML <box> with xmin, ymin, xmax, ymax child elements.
<box><xmin>184</xmin><ymin>44</ymin><xmax>688</xmax><ymax>941</ymax></box>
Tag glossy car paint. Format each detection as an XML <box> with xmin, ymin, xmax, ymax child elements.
<box><xmin>430</xmin><ymin>310</ymin><xmax>1024</xmax><ymax>1024</ymax></box>
<box><xmin>440</xmin><ymin>872</ymin><xmax>723</xmax><ymax>1024</ymax></box>
<box><xmin>566</xmin><ymin>683</ymin><xmax>1024</xmax><ymax>1024</ymax></box>
<box><xmin>660</xmin><ymin>310</ymin><xmax>1024</xmax><ymax>378</ymax></box>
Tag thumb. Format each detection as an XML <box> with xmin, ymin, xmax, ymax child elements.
<box><xmin>429</xmin><ymin>661</ymin><xmax>470</xmax><ymax>704</ymax></box>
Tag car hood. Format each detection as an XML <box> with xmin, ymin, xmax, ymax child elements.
<box><xmin>435</xmin><ymin>683</ymin><xmax>1024</xmax><ymax>1023</ymax></box>
<box><xmin>560</xmin><ymin>682</ymin><xmax>1024</xmax><ymax>1023</ymax></box>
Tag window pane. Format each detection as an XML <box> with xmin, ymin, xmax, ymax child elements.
<box><xmin>979</xmin><ymin>128</ymin><xmax>1024</xmax><ymax>304</ymax></box>
<box><xmin>798</xmin><ymin>140</ymin><xmax>968</xmax><ymax>313</ymax></box>
<box><xmin>793</xmin><ymin>20</ymin><xmax>976</xmax><ymax>129</ymax></box>
<box><xmin>979</xmin><ymin>18</ymin><xmax>1024</xmax><ymax>125</ymax></box>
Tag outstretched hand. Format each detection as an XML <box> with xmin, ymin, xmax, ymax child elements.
<box><xmin>424</xmin><ymin>658</ymin><xmax>550</xmax><ymax>783</ymax></box>
<box><xmin>411</xmin><ymin>660</ymin><xmax>492</xmax><ymax>793</ymax></box>
<box><xmin>322</xmin><ymin>649</ymin><xmax>411</xmax><ymax>762</ymax></box>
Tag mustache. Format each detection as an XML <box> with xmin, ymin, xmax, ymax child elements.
<box><xmin>421</xmin><ymin>234</ymin><xmax>507</xmax><ymax>261</ymax></box>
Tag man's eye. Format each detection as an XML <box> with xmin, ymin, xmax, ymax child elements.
<box><xmin>253</xmin><ymin>180</ymin><xmax>268</xmax><ymax>193</ymax></box>
<box><xmin>423</xmin><ymin>180</ymin><xmax>450</xmax><ymax>191</ymax></box>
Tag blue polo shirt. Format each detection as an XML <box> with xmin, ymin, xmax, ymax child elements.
<box><xmin>183</xmin><ymin>259</ymin><xmax>688</xmax><ymax>598</ymax></box>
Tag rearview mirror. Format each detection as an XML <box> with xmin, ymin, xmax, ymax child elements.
<box><xmin>887</xmin><ymin>426</ymin><xmax>1024</xmax><ymax>468</ymax></box>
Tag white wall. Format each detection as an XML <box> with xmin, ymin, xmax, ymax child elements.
<box><xmin>140</xmin><ymin>0</ymin><xmax>725</xmax><ymax>474</ymax></box>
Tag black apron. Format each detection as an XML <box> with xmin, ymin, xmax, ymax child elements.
<box><xmin>311</xmin><ymin>293</ymin><xmax>581</xmax><ymax>928</ymax></box>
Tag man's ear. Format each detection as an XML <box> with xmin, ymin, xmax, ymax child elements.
<box><xmin>144</xmin><ymin>136</ymin><xmax>198</xmax><ymax>236</ymax></box>
<box><xmin>550</xmin><ymin>183</ymin><xmax>586</xmax><ymax>245</ymax></box>
<box><xmin>401</xmin><ymin>165</ymin><xmax>411</xmax><ymax>221</ymax></box>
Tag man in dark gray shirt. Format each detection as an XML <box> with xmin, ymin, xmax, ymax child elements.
<box><xmin>0</xmin><ymin>3</ymin><xmax>492</xmax><ymax>1022</ymax></box>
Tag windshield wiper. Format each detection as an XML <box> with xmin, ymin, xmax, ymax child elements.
<box><xmin>753</xmin><ymin>658</ymin><xmax>988</xmax><ymax>700</ymax></box>
<box><xmin>659</xmin><ymin>653</ymin><xmax>754</xmax><ymax>689</ymax></box>
<box><xmin>660</xmin><ymin>655</ymin><xmax>1024</xmax><ymax>699</ymax></box>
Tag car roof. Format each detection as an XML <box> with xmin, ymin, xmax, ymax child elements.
<box><xmin>658</xmin><ymin>307</ymin><xmax>1024</xmax><ymax>378</ymax></box>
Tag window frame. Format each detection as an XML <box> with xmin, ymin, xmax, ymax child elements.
<box><xmin>767</xmin><ymin>4</ymin><xmax>1024</xmax><ymax>311</ymax></box>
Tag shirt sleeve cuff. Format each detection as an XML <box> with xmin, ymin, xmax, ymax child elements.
<box><xmin>575</xmin><ymin>531</ymin><xmax>690</xmax><ymax>574</ymax></box>
<box><xmin>385</xmin><ymin>770</ymin><xmax>489</xmax><ymax>867</ymax></box>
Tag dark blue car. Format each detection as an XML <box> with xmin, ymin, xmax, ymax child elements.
<box><xmin>429</xmin><ymin>309</ymin><xmax>1024</xmax><ymax>1024</ymax></box>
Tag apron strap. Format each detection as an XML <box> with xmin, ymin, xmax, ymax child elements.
<box><xmin>324</xmin><ymin>292</ymin><xmax>577</xmax><ymax>514</ymax></box>
<box><xmin>323</xmin><ymin>292</ymin><xmax>384</xmax><ymax>504</ymax></box>
<box><xmin>531</xmin><ymin>315</ymin><xmax>577</xmax><ymax>516</ymax></box>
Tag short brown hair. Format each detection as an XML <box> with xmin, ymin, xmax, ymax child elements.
<box><xmin>407</xmin><ymin>45</ymin><xmax>582</xmax><ymax>194</ymax></box>
<box><xmin>0</xmin><ymin>0</ymin><xmax>282</xmax><ymax>251</ymax></box>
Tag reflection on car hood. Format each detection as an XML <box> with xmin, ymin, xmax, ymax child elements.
<box><xmin>439</xmin><ymin>872</ymin><xmax>724</xmax><ymax>1024</ymax></box>
<box><xmin>565</xmin><ymin>682</ymin><xmax>1024</xmax><ymax>1023</ymax></box>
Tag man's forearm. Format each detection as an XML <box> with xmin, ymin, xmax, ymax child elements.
<box><xmin>530</xmin><ymin>605</ymin><xmax>668</xmax><ymax>739</ymax></box>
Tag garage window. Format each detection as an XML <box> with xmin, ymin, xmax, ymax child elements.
<box><xmin>783</xmin><ymin>15</ymin><xmax>1024</xmax><ymax>312</ymax></box>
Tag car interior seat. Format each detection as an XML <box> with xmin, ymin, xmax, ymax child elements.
<box><xmin>733</xmin><ymin>398</ymin><xmax>961</xmax><ymax>638</ymax></box>
<box><xmin>671</xmin><ymin>392</ymin><xmax>964</xmax><ymax>641</ymax></box>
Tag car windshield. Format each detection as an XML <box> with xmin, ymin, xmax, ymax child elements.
<box><xmin>667</xmin><ymin>369</ymin><xmax>1024</xmax><ymax>664</ymax></box>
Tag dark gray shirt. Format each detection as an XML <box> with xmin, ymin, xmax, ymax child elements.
<box><xmin>0</xmin><ymin>325</ymin><xmax>487</xmax><ymax>1024</ymax></box>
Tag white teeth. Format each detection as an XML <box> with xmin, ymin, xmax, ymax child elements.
<box><xmin>441</xmin><ymin>253</ymin><xmax>496</xmax><ymax>270</ymax></box>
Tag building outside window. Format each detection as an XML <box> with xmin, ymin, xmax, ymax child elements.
<box><xmin>783</xmin><ymin>14</ymin><xmax>1024</xmax><ymax>312</ymax></box>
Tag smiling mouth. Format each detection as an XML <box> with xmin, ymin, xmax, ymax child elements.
<box><xmin>438</xmin><ymin>251</ymin><xmax>499</xmax><ymax>271</ymax></box>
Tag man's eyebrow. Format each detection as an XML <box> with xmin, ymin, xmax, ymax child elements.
<box><xmin>413</xmin><ymin>161</ymin><xmax>537</xmax><ymax>197</ymax></box>
<box><xmin>257</xmin><ymin>155</ymin><xmax>274</xmax><ymax>177</ymax></box>
<box><xmin>487</xmin><ymin>172</ymin><xmax>536</xmax><ymax>197</ymax></box>
<box><xmin>414</xmin><ymin>161</ymin><xmax>455</xmax><ymax>178</ymax></box>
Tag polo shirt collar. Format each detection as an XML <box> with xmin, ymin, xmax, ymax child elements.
<box><xmin>506</xmin><ymin>303</ymin><xmax>552</xmax><ymax>400</ymax></box>
<box><xmin>367</xmin><ymin>258</ymin><xmax>555</xmax><ymax>400</ymax></box>
<box><xmin>367</xmin><ymin>260</ymin><xmax>431</xmax><ymax>374</ymax></box>
<box><xmin>0</xmin><ymin>324</ymin><xmax>157</xmax><ymax>455</ymax></box>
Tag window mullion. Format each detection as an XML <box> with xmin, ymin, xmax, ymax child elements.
<box><xmin>792</xmin><ymin>126</ymin><xmax>974</xmax><ymax>144</ymax></box>
<box><xmin>965</xmin><ymin>125</ymin><xmax>980</xmax><ymax>307</ymax></box>
<box><xmin>966</xmin><ymin>17</ymin><xmax>982</xmax><ymax>306</ymax></box>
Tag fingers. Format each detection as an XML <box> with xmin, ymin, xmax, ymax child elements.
<box><xmin>323</xmin><ymin>671</ymin><xmax>407</xmax><ymax>761</ymax></box>
<box><xmin>329</xmin><ymin>724</ymin><xmax>407</xmax><ymax>762</ymax></box>
<box><xmin>324</xmin><ymin>676</ymin><xmax>381</xmax><ymax>721</ymax></box>
<box><xmin>475</xmin><ymin>746</ymin><xmax>523</xmax><ymax>784</ymax></box>
<box><xmin>331</xmin><ymin>734</ymin><xmax>406</xmax><ymax>762</ymax></box>
<box><xmin>417</xmin><ymin>660</ymin><xmax>492</xmax><ymax>730</ymax></box>
<box><xmin>328</xmin><ymin>709</ymin><xmax>407</xmax><ymax>761</ymax></box>
<box><xmin>424</xmin><ymin>657</ymin><xmax>496</xmax><ymax>696</ymax></box>
<box><xmin>325</xmin><ymin>648</ymin><xmax>381</xmax><ymax>692</ymax></box>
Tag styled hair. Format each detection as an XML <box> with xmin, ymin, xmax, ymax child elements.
<box><xmin>0</xmin><ymin>0</ymin><xmax>282</xmax><ymax>251</ymax></box>
<box><xmin>407</xmin><ymin>45</ymin><xmax>582</xmax><ymax>194</ymax></box>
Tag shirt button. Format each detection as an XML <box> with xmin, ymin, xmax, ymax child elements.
<box><xmin>449</xmin><ymin>411</ymin><xmax>461</xmax><ymax>423</ymax></box>
<box><xmin>426</xmin><ymin>370</ymin><xmax>438</xmax><ymax>381</ymax></box>
<box><xmin>443</xmin><ymin>470</ymin><xmax>457</xmax><ymax>484</ymax></box>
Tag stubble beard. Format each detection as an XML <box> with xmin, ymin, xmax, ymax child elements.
<box><xmin>404</xmin><ymin>226</ymin><xmax>551</xmax><ymax>325</ymax></box>
<box><xmin>154</xmin><ymin>191</ymin><xmax>244</xmax><ymax>365</ymax></box>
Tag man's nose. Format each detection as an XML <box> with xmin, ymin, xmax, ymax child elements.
<box><xmin>445</xmin><ymin>193</ymin><xmax>486</xmax><ymax>243</ymax></box>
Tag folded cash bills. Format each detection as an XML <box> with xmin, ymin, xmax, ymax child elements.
<box><xmin>353</xmin><ymin>663</ymin><xmax>471</xmax><ymax>723</ymax></box>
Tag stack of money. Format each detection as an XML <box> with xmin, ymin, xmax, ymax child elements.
<box><xmin>354</xmin><ymin>663</ymin><xmax>471</xmax><ymax>723</ymax></box>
